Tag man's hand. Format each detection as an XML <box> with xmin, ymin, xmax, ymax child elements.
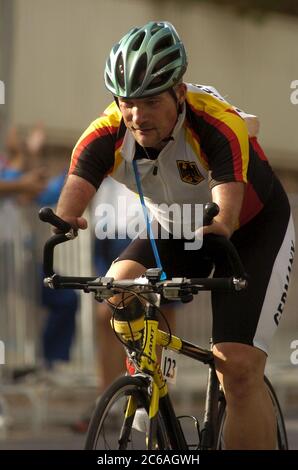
<box><xmin>52</xmin><ymin>214</ymin><xmax>88</xmax><ymax>234</ymax></box>
<box><xmin>26</xmin><ymin>123</ymin><xmax>46</xmax><ymax>156</ymax></box>
<box><xmin>196</xmin><ymin>182</ymin><xmax>245</xmax><ymax>240</ymax></box>
<box><xmin>196</xmin><ymin>219</ymin><xmax>232</xmax><ymax>239</ymax></box>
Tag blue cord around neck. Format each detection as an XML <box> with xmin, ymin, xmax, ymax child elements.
<box><xmin>132</xmin><ymin>160</ymin><xmax>167</xmax><ymax>280</ymax></box>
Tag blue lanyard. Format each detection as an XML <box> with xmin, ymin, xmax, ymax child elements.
<box><xmin>132</xmin><ymin>160</ymin><xmax>167</xmax><ymax>280</ymax></box>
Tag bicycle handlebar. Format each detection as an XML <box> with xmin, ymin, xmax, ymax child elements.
<box><xmin>39</xmin><ymin>203</ymin><xmax>248</xmax><ymax>298</ymax></box>
<box><xmin>39</xmin><ymin>207</ymin><xmax>73</xmax><ymax>234</ymax></box>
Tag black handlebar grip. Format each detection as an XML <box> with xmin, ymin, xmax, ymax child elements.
<box><xmin>203</xmin><ymin>202</ymin><xmax>220</xmax><ymax>226</ymax></box>
<box><xmin>39</xmin><ymin>207</ymin><xmax>72</xmax><ymax>233</ymax></box>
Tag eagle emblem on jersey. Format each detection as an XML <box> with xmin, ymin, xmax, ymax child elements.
<box><xmin>176</xmin><ymin>160</ymin><xmax>204</xmax><ymax>185</ymax></box>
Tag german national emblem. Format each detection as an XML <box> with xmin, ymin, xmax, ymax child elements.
<box><xmin>176</xmin><ymin>160</ymin><xmax>204</xmax><ymax>185</ymax></box>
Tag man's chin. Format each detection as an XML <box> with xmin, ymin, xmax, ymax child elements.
<box><xmin>134</xmin><ymin>135</ymin><xmax>156</xmax><ymax>148</ymax></box>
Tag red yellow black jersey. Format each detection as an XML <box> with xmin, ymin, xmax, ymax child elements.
<box><xmin>69</xmin><ymin>83</ymin><xmax>274</xmax><ymax>229</ymax></box>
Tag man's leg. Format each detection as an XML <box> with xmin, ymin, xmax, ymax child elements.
<box><xmin>96</xmin><ymin>301</ymin><xmax>126</xmax><ymax>390</ymax></box>
<box><xmin>96</xmin><ymin>259</ymin><xmax>147</xmax><ymax>388</ymax></box>
<box><xmin>213</xmin><ymin>342</ymin><xmax>276</xmax><ymax>450</ymax></box>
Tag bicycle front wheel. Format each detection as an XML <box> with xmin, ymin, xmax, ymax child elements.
<box><xmin>215</xmin><ymin>376</ymin><xmax>288</xmax><ymax>449</ymax></box>
<box><xmin>85</xmin><ymin>375</ymin><xmax>169</xmax><ymax>450</ymax></box>
<box><xmin>265</xmin><ymin>376</ymin><xmax>288</xmax><ymax>450</ymax></box>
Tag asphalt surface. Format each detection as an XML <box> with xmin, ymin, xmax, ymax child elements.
<box><xmin>0</xmin><ymin>380</ymin><xmax>297</xmax><ymax>450</ymax></box>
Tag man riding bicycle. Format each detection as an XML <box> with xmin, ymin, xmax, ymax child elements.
<box><xmin>55</xmin><ymin>21</ymin><xmax>295</xmax><ymax>449</ymax></box>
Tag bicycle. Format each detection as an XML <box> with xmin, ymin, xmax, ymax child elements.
<box><xmin>39</xmin><ymin>205</ymin><xmax>288</xmax><ymax>450</ymax></box>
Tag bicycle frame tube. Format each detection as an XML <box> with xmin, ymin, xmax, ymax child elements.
<box><xmin>157</xmin><ymin>330</ymin><xmax>214</xmax><ymax>364</ymax></box>
<box><xmin>156</xmin><ymin>329</ymin><xmax>219</xmax><ymax>449</ymax></box>
<box><xmin>200</xmin><ymin>364</ymin><xmax>220</xmax><ymax>449</ymax></box>
<box><xmin>147</xmin><ymin>381</ymin><xmax>160</xmax><ymax>449</ymax></box>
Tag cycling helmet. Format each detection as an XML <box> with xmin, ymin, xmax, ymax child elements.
<box><xmin>104</xmin><ymin>21</ymin><xmax>187</xmax><ymax>98</ymax></box>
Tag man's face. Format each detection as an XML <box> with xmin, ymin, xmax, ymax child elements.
<box><xmin>118</xmin><ymin>84</ymin><xmax>186</xmax><ymax>150</ymax></box>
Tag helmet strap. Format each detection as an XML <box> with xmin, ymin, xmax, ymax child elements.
<box><xmin>168</xmin><ymin>87</ymin><xmax>183</xmax><ymax>114</ymax></box>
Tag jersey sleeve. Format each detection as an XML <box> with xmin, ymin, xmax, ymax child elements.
<box><xmin>201</xmin><ymin>108</ymin><xmax>249</xmax><ymax>189</ymax></box>
<box><xmin>69</xmin><ymin>116</ymin><xmax>118</xmax><ymax>190</ymax></box>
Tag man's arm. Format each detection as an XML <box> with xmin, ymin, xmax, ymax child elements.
<box><xmin>55</xmin><ymin>174</ymin><xmax>97</xmax><ymax>230</ymax></box>
<box><xmin>202</xmin><ymin>181</ymin><xmax>245</xmax><ymax>238</ymax></box>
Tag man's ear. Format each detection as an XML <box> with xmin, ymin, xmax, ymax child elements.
<box><xmin>176</xmin><ymin>82</ymin><xmax>187</xmax><ymax>104</ymax></box>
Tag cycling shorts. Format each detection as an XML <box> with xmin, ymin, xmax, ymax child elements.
<box><xmin>114</xmin><ymin>177</ymin><xmax>295</xmax><ymax>354</ymax></box>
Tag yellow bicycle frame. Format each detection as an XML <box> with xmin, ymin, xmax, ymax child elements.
<box><xmin>112</xmin><ymin>313</ymin><xmax>185</xmax><ymax>447</ymax></box>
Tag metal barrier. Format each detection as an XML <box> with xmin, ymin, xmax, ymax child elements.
<box><xmin>0</xmin><ymin>200</ymin><xmax>40</xmax><ymax>367</ymax></box>
<box><xmin>0</xmin><ymin>200</ymin><xmax>95</xmax><ymax>374</ymax></box>
<box><xmin>53</xmin><ymin>211</ymin><xmax>95</xmax><ymax>374</ymax></box>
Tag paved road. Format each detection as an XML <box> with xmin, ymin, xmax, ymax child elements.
<box><xmin>0</xmin><ymin>413</ymin><xmax>297</xmax><ymax>450</ymax></box>
<box><xmin>0</xmin><ymin>381</ymin><xmax>297</xmax><ymax>450</ymax></box>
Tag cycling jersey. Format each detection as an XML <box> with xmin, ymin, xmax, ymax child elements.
<box><xmin>69</xmin><ymin>83</ymin><xmax>274</xmax><ymax>232</ymax></box>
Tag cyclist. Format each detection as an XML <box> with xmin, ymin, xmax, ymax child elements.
<box><xmin>55</xmin><ymin>21</ymin><xmax>295</xmax><ymax>449</ymax></box>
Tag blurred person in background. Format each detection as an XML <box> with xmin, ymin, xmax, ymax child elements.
<box><xmin>0</xmin><ymin>126</ymin><xmax>46</xmax><ymax>197</ymax></box>
<box><xmin>0</xmin><ymin>124</ymin><xmax>78</xmax><ymax>379</ymax></box>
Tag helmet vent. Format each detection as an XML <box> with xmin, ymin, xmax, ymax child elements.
<box><xmin>152</xmin><ymin>50</ymin><xmax>180</xmax><ymax>74</ymax></box>
<box><xmin>115</xmin><ymin>53</ymin><xmax>125</xmax><ymax>89</ymax></box>
<box><xmin>132</xmin><ymin>32</ymin><xmax>146</xmax><ymax>51</ymax></box>
<box><xmin>151</xmin><ymin>24</ymin><xmax>162</xmax><ymax>35</ymax></box>
<box><xmin>148</xmin><ymin>70</ymin><xmax>174</xmax><ymax>90</ymax></box>
<box><xmin>153</xmin><ymin>35</ymin><xmax>174</xmax><ymax>55</ymax></box>
<box><xmin>131</xmin><ymin>52</ymin><xmax>148</xmax><ymax>92</ymax></box>
<box><xmin>105</xmin><ymin>74</ymin><xmax>113</xmax><ymax>89</ymax></box>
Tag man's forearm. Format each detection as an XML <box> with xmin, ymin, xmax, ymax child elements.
<box><xmin>56</xmin><ymin>174</ymin><xmax>96</xmax><ymax>219</ymax></box>
<box><xmin>211</xmin><ymin>181</ymin><xmax>245</xmax><ymax>237</ymax></box>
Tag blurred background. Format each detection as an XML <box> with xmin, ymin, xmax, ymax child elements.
<box><xmin>0</xmin><ymin>0</ymin><xmax>297</xmax><ymax>448</ymax></box>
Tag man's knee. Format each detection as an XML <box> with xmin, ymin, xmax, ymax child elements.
<box><xmin>105</xmin><ymin>259</ymin><xmax>147</xmax><ymax>306</ymax></box>
<box><xmin>213</xmin><ymin>342</ymin><xmax>266</xmax><ymax>400</ymax></box>
<box><xmin>97</xmin><ymin>296</ymin><xmax>145</xmax><ymax>323</ymax></box>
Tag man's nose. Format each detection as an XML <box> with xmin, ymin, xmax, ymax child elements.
<box><xmin>132</xmin><ymin>105</ymin><xmax>146</xmax><ymax>127</ymax></box>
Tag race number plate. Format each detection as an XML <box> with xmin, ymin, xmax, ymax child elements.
<box><xmin>161</xmin><ymin>348</ymin><xmax>178</xmax><ymax>385</ymax></box>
